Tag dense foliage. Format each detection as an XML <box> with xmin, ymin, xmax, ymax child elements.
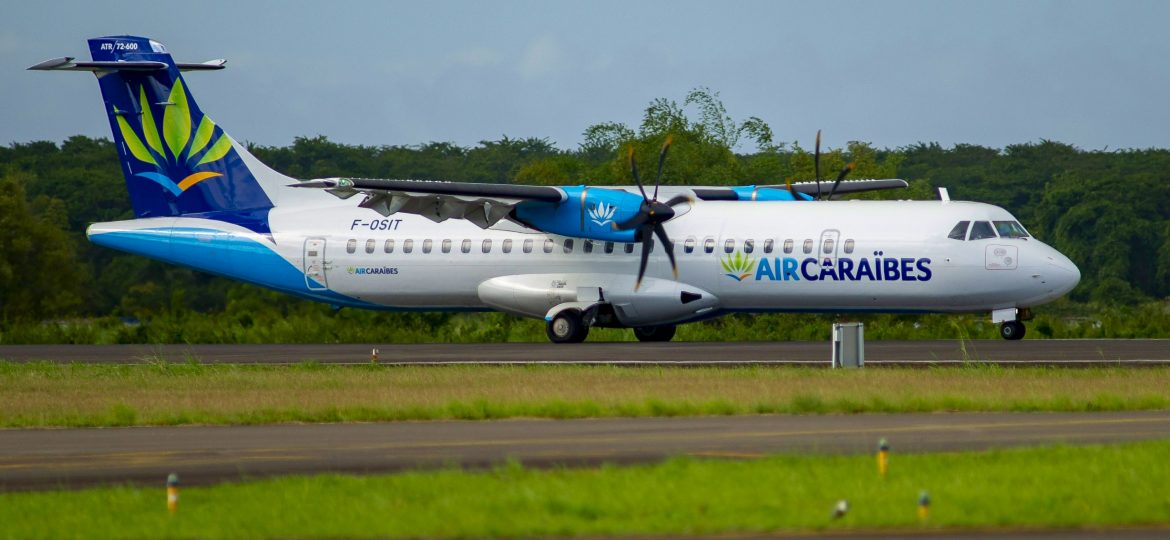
<box><xmin>1</xmin><ymin>89</ymin><xmax>1167</xmax><ymax>342</ymax></box>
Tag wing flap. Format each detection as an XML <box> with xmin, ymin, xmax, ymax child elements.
<box><xmin>291</xmin><ymin>178</ymin><xmax>565</xmax><ymax>229</ymax></box>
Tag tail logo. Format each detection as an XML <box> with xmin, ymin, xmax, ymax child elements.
<box><xmin>113</xmin><ymin>78</ymin><xmax>231</xmax><ymax>196</ymax></box>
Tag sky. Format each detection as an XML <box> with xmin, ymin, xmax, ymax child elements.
<box><xmin>2</xmin><ymin>0</ymin><xmax>1169</xmax><ymax>152</ymax></box>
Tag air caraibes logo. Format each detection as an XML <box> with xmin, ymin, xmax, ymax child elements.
<box><xmin>113</xmin><ymin>79</ymin><xmax>231</xmax><ymax>196</ymax></box>
<box><xmin>588</xmin><ymin>202</ymin><xmax>617</xmax><ymax>227</ymax></box>
<box><xmin>720</xmin><ymin>252</ymin><xmax>756</xmax><ymax>281</ymax></box>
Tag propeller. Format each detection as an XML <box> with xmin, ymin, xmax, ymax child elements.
<box><xmin>825</xmin><ymin>163</ymin><xmax>856</xmax><ymax>200</ymax></box>
<box><xmin>613</xmin><ymin>136</ymin><xmax>693</xmax><ymax>291</ymax></box>
<box><xmin>814</xmin><ymin>129</ymin><xmax>822</xmax><ymax>199</ymax></box>
<box><xmin>809</xmin><ymin>130</ymin><xmax>855</xmax><ymax>201</ymax></box>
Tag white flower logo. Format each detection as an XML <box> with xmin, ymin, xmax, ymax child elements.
<box><xmin>589</xmin><ymin>202</ymin><xmax>617</xmax><ymax>226</ymax></box>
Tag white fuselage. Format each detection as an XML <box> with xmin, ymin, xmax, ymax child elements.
<box><xmin>90</xmin><ymin>188</ymin><xmax>1080</xmax><ymax>325</ymax></box>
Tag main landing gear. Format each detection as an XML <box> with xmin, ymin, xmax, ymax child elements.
<box><xmin>633</xmin><ymin>325</ymin><xmax>677</xmax><ymax>342</ymax></box>
<box><xmin>546</xmin><ymin>310</ymin><xmax>589</xmax><ymax>344</ymax></box>
<box><xmin>999</xmin><ymin>320</ymin><xmax>1026</xmax><ymax>340</ymax></box>
<box><xmin>545</xmin><ymin>312</ymin><xmax>679</xmax><ymax>344</ymax></box>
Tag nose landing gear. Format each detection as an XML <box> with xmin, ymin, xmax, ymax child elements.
<box><xmin>999</xmin><ymin>320</ymin><xmax>1026</xmax><ymax>340</ymax></box>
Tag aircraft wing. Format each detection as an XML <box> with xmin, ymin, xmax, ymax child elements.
<box><xmin>691</xmin><ymin>178</ymin><xmax>909</xmax><ymax>200</ymax></box>
<box><xmin>292</xmin><ymin>178</ymin><xmax>565</xmax><ymax>228</ymax></box>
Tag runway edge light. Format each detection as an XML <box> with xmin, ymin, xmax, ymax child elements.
<box><xmin>166</xmin><ymin>473</ymin><xmax>179</xmax><ymax>514</ymax></box>
<box><xmin>878</xmin><ymin>438</ymin><xmax>889</xmax><ymax>477</ymax></box>
<box><xmin>918</xmin><ymin>490</ymin><xmax>931</xmax><ymax>523</ymax></box>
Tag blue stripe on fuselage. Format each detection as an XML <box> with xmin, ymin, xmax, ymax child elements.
<box><xmin>89</xmin><ymin>227</ymin><xmax>381</xmax><ymax>309</ymax></box>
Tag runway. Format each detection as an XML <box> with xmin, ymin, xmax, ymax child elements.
<box><xmin>3</xmin><ymin>411</ymin><xmax>1169</xmax><ymax>490</ymax></box>
<box><xmin>2</xmin><ymin>339</ymin><xmax>1169</xmax><ymax>366</ymax></box>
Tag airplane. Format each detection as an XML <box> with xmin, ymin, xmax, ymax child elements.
<box><xmin>30</xmin><ymin>36</ymin><xmax>1080</xmax><ymax>343</ymax></box>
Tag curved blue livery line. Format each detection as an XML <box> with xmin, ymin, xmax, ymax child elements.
<box><xmin>90</xmin><ymin>227</ymin><xmax>381</xmax><ymax>309</ymax></box>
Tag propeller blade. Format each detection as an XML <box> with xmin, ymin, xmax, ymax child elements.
<box><xmin>814</xmin><ymin>129</ymin><xmax>823</xmax><ymax>200</ymax></box>
<box><xmin>628</xmin><ymin>146</ymin><xmax>648</xmax><ymax>201</ymax></box>
<box><xmin>826</xmin><ymin>163</ymin><xmax>856</xmax><ymax>200</ymax></box>
<box><xmin>652</xmin><ymin>135</ymin><xmax>672</xmax><ymax>201</ymax></box>
<box><xmin>634</xmin><ymin>224</ymin><xmax>653</xmax><ymax>291</ymax></box>
<box><xmin>613</xmin><ymin>209</ymin><xmax>648</xmax><ymax>231</ymax></box>
<box><xmin>663</xmin><ymin>194</ymin><xmax>693</xmax><ymax>207</ymax></box>
<box><xmin>786</xmin><ymin>178</ymin><xmax>801</xmax><ymax>201</ymax></box>
<box><xmin>652</xmin><ymin>223</ymin><xmax>679</xmax><ymax>279</ymax></box>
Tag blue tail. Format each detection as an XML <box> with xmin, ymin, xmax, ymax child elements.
<box><xmin>78</xmin><ymin>36</ymin><xmax>275</xmax><ymax>219</ymax></box>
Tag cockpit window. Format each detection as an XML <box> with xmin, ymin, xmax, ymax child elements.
<box><xmin>948</xmin><ymin>221</ymin><xmax>970</xmax><ymax>240</ymax></box>
<box><xmin>968</xmin><ymin>221</ymin><xmax>997</xmax><ymax>240</ymax></box>
<box><xmin>994</xmin><ymin>221</ymin><xmax>1030</xmax><ymax>238</ymax></box>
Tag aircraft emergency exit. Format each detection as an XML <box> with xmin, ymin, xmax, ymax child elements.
<box><xmin>30</xmin><ymin>36</ymin><xmax>1080</xmax><ymax>343</ymax></box>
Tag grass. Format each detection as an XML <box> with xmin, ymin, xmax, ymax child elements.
<box><xmin>0</xmin><ymin>362</ymin><xmax>1168</xmax><ymax>427</ymax></box>
<box><xmin>3</xmin><ymin>441</ymin><xmax>1170</xmax><ymax>538</ymax></box>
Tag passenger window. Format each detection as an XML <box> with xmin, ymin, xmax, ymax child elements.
<box><xmin>563</xmin><ymin>239</ymin><xmax>574</xmax><ymax>253</ymax></box>
<box><xmin>948</xmin><ymin>221</ymin><xmax>970</xmax><ymax>240</ymax></box>
<box><xmin>502</xmin><ymin>239</ymin><xmax>512</xmax><ymax>253</ymax></box>
<box><xmin>684</xmin><ymin>237</ymin><xmax>695</xmax><ymax>254</ymax></box>
<box><xmin>994</xmin><ymin>221</ymin><xmax>1030</xmax><ymax>238</ymax></box>
<box><xmin>365</xmin><ymin>239</ymin><xmax>376</xmax><ymax>254</ymax></box>
<box><xmin>703</xmin><ymin>238</ymin><xmax>715</xmax><ymax>254</ymax></box>
<box><xmin>523</xmin><ymin>239</ymin><xmax>533</xmax><ymax>253</ymax></box>
<box><xmin>346</xmin><ymin>239</ymin><xmax>357</xmax><ymax>254</ymax></box>
<box><xmin>843</xmin><ymin>239</ymin><xmax>854</xmax><ymax>254</ymax></box>
<box><xmin>481</xmin><ymin>239</ymin><xmax>491</xmax><ymax>253</ymax></box>
<box><xmin>441</xmin><ymin>239</ymin><xmax>452</xmax><ymax>253</ymax></box>
<box><xmin>625</xmin><ymin>243</ymin><xmax>635</xmax><ymax>254</ymax></box>
<box><xmin>423</xmin><ymin>239</ymin><xmax>434</xmax><ymax>253</ymax></box>
<box><xmin>403</xmin><ymin>239</ymin><xmax>414</xmax><ymax>253</ymax></box>
<box><xmin>384</xmin><ymin>239</ymin><xmax>395</xmax><ymax>253</ymax></box>
<box><xmin>744</xmin><ymin>239</ymin><xmax>755</xmax><ymax>254</ymax></box>
<box><xmin>968</xmin><ymin>221</ymin><xmax>997</xmax><ymax>240</ymax></box>
<box><xmin>763</xmin><ymin>239</ymin><xmax>774</xmax><ymax>254</ymax></box>
<box><xmin>583</xmin><ymin>240</ymin><xmax>593</xmax><ymax>254</ymax></box>
<box><xmin>822</xmin><ymin>238</ymin><xmax>834</xmax><ymax>254</ymax></box>
<box><xmin>783</xmin><ymin>239</ymin><xmax>794</xmax><ymax>254</ymax></box>
<box><xmin>604</xmin><ymin>241</ymin><xmax>614</xmax><ymax>254</ymax></box>
<box><xmin>803</xmin><ymin>239</ymin><xmax>813</xmax><ymax>254</ymax></box>
<box><xmin>543</xmin><ymin>239</ymin><xmax>554</xmax><ymax>253</ymax></box>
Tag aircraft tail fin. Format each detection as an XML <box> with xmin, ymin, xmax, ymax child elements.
<box><xmin>30</xmin><ymin>36</ymin><xmax>291</xmax><ymax>219</ymax></box>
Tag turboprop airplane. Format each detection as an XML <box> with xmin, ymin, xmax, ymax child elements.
<box><xmin>30</xmin><ymin>36</ymin><xmax>1080</xmax><ymax>343</ymax></box>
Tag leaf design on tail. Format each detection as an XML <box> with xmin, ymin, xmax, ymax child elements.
<box><xmin>187</xmin><ymin>116</ymin><xmax>216</xmax><ymax>162</ymax></box>
<box><xmin>114</xmin><ymin>111</ymin><xmax>158</xmax><ymax>167</ymax></box>
<box><xmin>139</xmin><ymin>86</ymin><xmax>164</xmax><ymax>158</ymax></box>
<box><xmin>196</xmin><ymin>134</ymin><xmax>232</xmax><ymax>166</ymax></box>
<box><xmin>163</xmin><ymin>79</ymin><xmax>191</xmax><ymax>159</ymax></box>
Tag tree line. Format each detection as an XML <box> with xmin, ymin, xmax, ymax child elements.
<box><xmin>1</xmin><ymin>89</ymin><xmax>1166</xmax><ymax>342</ymax></box>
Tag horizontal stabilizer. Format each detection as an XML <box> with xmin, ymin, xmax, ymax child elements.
<box><xmin>28</xmin><ymin>56</ymin><xmax>225</xmax><ymax>72</ymax></box>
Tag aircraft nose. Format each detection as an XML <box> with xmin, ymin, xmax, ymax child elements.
<box><xmin>1046</xmin><ymin>250</ymin><xmax>1081</xmax><ymax>295</ymax></box>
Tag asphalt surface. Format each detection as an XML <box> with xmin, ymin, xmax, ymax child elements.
<box><xmin>3</xmin><ymin>411</ymin><xmax>1169</xmax><ymax>491</ymax></box>
<box><xmin>1</xmin><ymin>339</ymin><xmax>1169</xmax><ymax>366</ymax></box>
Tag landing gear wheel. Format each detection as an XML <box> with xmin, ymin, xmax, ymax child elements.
<box><xmin>547</xmin><ymin>310</ymin><xmax>589</xmax><ymax>344</ymax></box>
<box><xmin>1000</xmin><ymin>320</ymin><xmax>1026</xmax><ymax>341</ymax></box>
<box><xmin>633</xmin><ymin>325</ymin><xmax>677</xmax><ymax>342</ymax></box>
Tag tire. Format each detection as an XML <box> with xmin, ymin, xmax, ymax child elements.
<box><xmin>546</xmin><ymin>310</ymin><xmax>588</xmax><ymax>344</ymax></box>
<box><xmin>1000</xmin><ymin>320</ymin><xmax>1026</xmax><ymax>341</ymax></box>
<box><xmin>633</xmin><ymin>325</ymin><xmax>677</xmax><ymax>342</ymax></box>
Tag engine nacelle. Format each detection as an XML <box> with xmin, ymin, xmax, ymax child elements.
<box><xmin>512</xmin><ymin>187</ymin><xmax>646</xmax><ymax>243</ymax></box>
<box><xmin>477</xmin><ymin>273</ymin><xmax>720</xmax><ymax>327</ymax></box>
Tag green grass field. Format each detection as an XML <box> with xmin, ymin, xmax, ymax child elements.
<box><xmin>0</xmin><ymin>362</ymin><xmax>1167</xmax><ymax>427</ymax></box>
<box><xmin>3</xmin><ymin>442</ymin><xmax>1169</xmax><ymax>539</ymax></box>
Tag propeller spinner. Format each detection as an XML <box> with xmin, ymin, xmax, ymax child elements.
<box><xmin>613</xmin><ymin>137</ymin><xmax>692</xmax><ymax>291</ymax></box>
